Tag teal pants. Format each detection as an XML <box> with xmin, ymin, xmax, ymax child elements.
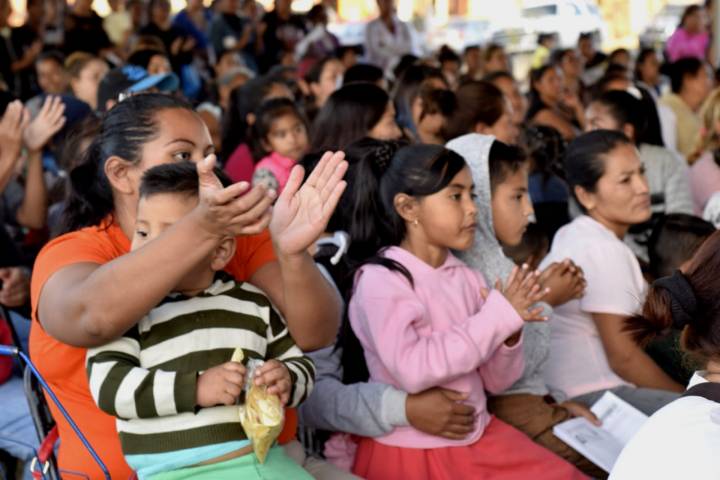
<box><xmin>148</xmin><ymin>446</ymin><xmax>314</xmax><ymax>480</ymax></box>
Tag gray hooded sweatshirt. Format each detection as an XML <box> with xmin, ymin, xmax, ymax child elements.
<box><xmin>446</xmin><ymin>133</ymin><xmax>551</xmax><ymax>397</ymax></box>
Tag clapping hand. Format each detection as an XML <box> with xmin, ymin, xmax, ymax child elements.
<box><xmin>0</xmin><ymin>100</ymin><xmax>30</xmax><ymax>162</ymax></box>
<box><xmin>496</xmin><ymin>264</ymin><xmax>548</xmax><ymax>322</ymax></box>
<box><xmin>23</xmin><ymin>96</ymin><xmax>66</xmax><ymax>153</ymax></box>
<box><xmin>269</xmin><ymin>151</ymin><xmax>348</xmax><ymax>258</ymax></box>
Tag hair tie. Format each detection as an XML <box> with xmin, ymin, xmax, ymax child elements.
<box><xmin>373</xmin><ymin>141</ymin><xmax>398</xmax><ymax>172</ymax></box>
<box><xmin>652</xmin><ymin>270</ymin><xmax>697</xmax><ymax>329</ymax></box>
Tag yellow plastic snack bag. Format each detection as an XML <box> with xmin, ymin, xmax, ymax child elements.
<box><xmin>231</xmin><ymin>348</ymin><xmax>284</xmax><ymax>463</ymax></box>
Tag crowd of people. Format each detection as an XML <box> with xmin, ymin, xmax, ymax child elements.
<box><xmin>1</xmin><ymin>0</ymin><xmax>720</xmax><ymax>478</ymax></box>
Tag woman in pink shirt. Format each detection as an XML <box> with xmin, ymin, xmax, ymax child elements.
<box><xmin>344</xmin><ymin>143</ymin><xmax>586</xmax><ymax>479</ymax></box>
<box><xmin>689</xmin><ymin>88</ymin><xmax>720</xmax><ymax>213</ymax></box>
<box><xmin>666</xmin><ymin>5</ymin><xmax>710</xmax><ymax>63</ymax></box>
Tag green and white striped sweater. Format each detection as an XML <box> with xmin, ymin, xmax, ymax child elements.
<box><xmin>85</xmin><ymin>274</ymin><xmax>315</xmax><ymax>457</ymax></box>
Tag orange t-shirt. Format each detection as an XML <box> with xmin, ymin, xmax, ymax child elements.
<box><xmin>29</xmin><ymin>220</ymin><xmax>297</xmax><ymax>480</ymax></box>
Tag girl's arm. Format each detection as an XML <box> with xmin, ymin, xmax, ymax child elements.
<box><xmin>352</xmin><ymin>271</ymin><xmax>524</xmax><ymax>394</ymax></box>
<box><xmin>15</xmin><ymin>150</ymin><xmax>47</xmax><ymax>229</ymax></box>
<box><xmin>478</xmin><ymin>337</ymin><xmax>524</xmax><ymax>395</ymax></box>
<box><xmin>593</xmin><ymin>312</ymin><xmax>684</xmax><ymax>392</ymax></box>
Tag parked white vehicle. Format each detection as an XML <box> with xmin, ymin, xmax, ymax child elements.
<box><xmin>493</xmin><ymin>0</ymin><xmax>607</xmax><ymax>53</ymax></box>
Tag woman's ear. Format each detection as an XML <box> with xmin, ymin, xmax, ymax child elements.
<box><xmin>210</xmin><ymin>237</ymin><xmax>237</xmax><ymax>271</ymax></box>
<box><xmin>393</xmin><ymin>193</ymin><xmax>419</xmax><ymax>224</ymax></box>
<box><xmin>574</xmin><ymin>185</ymin><xmax>596</xmax><ymax>212</ymax></box>
<box><xmin>104</xmin><ymin>155</ymin><xmax>134</xmax><ymax>195</ymax></box>
<box><xmin>622</xmin><ymin>123</ymin><xmax>635</xmax><ymax>141</ymax></box>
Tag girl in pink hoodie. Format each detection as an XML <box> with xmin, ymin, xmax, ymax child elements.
<box><xmin>251</xmin><ymin>97</ymin><xmax>309</xmax><ymax>194</ymax></box>
<box><xmin>345</xmin><ymin>142</ymin><xmax>587</xmax><ymax>479</ymax></box>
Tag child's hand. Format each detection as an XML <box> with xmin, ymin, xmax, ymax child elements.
<box><xmin>23</xmin><ymin>96</ymin><xmax>66</xmax><ymax>153</ymax></box>
<box><xmin>539</xmin><ymin>259</ymin><xmax>586</xmax><ymax>306</ymax></box>
<box><xmin>0</xmin><ymin>100</ymin><xmax>30</xmax><ymax>162</ymax></box>
<box><xmin>253</xmin><ymin>360</ymin><xmax>291</xmax><ymax>405</ymax></box>
<box><xmin>497</xmin><ymin>264</ymin><xmax>548</xmax><ymax>322</ymax></box>
<box><xmin>560</xmin><ymin>401</ymin><xmax>602</xmax><ymax>426</ymax></box>
<box><xmin>196</xmin><ymin>361</ymin><xmax>246</xmax><ymax>408</ymax></box>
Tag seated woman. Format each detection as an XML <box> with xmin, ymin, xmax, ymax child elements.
<box><xmin>585</xmin><ymin>90</ymin><xmax>694</xmax><ymax>260</ymax></box>
<box><xmin>689</xmin><ymin>87</ymin><xmax>720</xmax><ymax>214</ymax></box>
<box><xmin>542</xmin><ymin>130</ymin><xmax>683</xmax><ymax>415</ymax></box>
<box><xmin>445</xmin><ymin>80</ymin><xmax>518</xmax><ymax>144</ymax></box>
<box><xmin>526</xmin><ymin>65</ymin><xmax>585</xmax><ymax>141</ymax></box>
<box><xmin>611</xmin><ymin>229</ymin><xmax>720</xmax><ymax>480</ymax></box>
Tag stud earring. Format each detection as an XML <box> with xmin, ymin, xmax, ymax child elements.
<box><xmin>413</xmin><ymin>219</ymin><xmax>419</xmax><ymax>227</ymax></box>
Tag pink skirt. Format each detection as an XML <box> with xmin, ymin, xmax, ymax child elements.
<box><xmin>352</xmin><ymin>417</ymin><xmax>588</xmax><ymax>480</ymax></box>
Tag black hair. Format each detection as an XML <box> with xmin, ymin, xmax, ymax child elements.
<box><xmin>392</xmin><ymin>64</ymin><xmax>448</xmax><ymax>131</ymax></box>
<box><xmin>527</xmin><ymin>65</ymin><xmax>555</xmax><ymax>119</ymax></box>
<box><xmin>503</xmin><ymin>222</ymin><xmax>549</xmax><ymax>268</ymax></box>
<box><xmin>438</xmin><ymin>45</ymin><xmax>461</xmax><ymax>65</ymax></box>
<box><xmin>36</xmin><ymin>50</ymin><xmax>65</xmax><ymax>67</ymax></box>
<box><xmin>482</xmin><ymin>70</ymin><xmax>514</xmax><ymax>85</ymax></box>
<box><xmin>59</xmin><ymin>93</ymin><xmax>193</xmax><ymax>235</ymax></box>
<box><xmin>250</xmin><ymin>97</ymin><xmax>307</xmax><ymax>160</ymax></box>
<box><xmin>392</xmin><ymin>54</ymin><xmax>420</xmax><ymax>82</ymax></box>
<box><xmin>669</xmin><ymin>57</ymin><xmax>705</xmax><ymax>93</ymax></box>
<box><xmin>416</xmin><ymin>87</ymin><xmax>457</xmax><ymax>141</ymax></box>
<box><xmin>647</xmin><ymin>213</ymin><xmax>716</xmax><ymax>279</ymax></box>
<box><xmin>311</xmin><ymin>82</ymin><xmax>390</xmax><ymax>152</ymax></box>
<box><xmin>464</xmin><ymin>44</ymin><xmax>481</xmax><ymax>54</ymax></box>
<box><xmin>446</xmin><ymin>80</ymin><xmax>505</xmax><ymax>140</ymax></box>
<box><xmin>488</xmin><ymin>140</ymin><xmax>528</xmax><ymax>192</ymax></box>
<box><xmin>304</xmin><ymin>56</ymin><xmax>338</xmax><ymax>85</ymax></box>
<box><xmin>634</xmin><ymin>48</ymin><xmax>657</xmax><ymax>83</ymax></box>
<box><xmin>343</xmin><ymin>63</ymin><xmax>384</xmax><ymax>86</ymax></box>
<box><xmin>537</xmin><ymin>32</ymin><xmax>554</xmax><ymax>45</ymax></box>
<box><xmin>337</xmin><ymin>140</ymin><xmax>467</xmax><ymax>384</ymax></box>
<box><xmin>550</xmin><ymin>48</ymin><xmax>574</xmax><ymax>67</ymax></box>
<box><xmin>608</xmin><ymin>48</ymin><xmax>631</xmax><ymax>66</ymax></box>
<box><xmin>564</xmin><ymin>129</ymin><xmax>633</xmax><ymax>212</ymax></box>
<box><xmin>591</xmin><ymin>90</ymin><xmax>645</xmax><ymax>142</ymax></box>
<box><xmin>520</xmin><ymin>125</ymin><xmax>566</xmax><ymax>183</ymax></box>
<box><xmin>679</xmin><ymin>4</ymin><xmax>702</xmax><ymax>28</ymax></box>
<box><xmin>139</xmin><ymin>161</ymin><xmax>232</xmax><ymax>199</ymax></box>
<box><xmin>127</xmin><ymin>48</ymin><xmax>167</xmax><ymax>70</ymax></box>
<box><xmin>221</xmin><ymin>75</ymin><xmax>290</xmax><ymax>159</ymax></box>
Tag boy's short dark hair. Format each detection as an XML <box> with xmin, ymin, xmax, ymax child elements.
<box><xmin>488</xmin><ymin>141</ymin><xmax>528</xmax><ymax>192</ymax></box>
<box><xmin>343</xmin><ymin>63</ymin><xmax>384</xmax><ymax>86</ymax></box>
<box><xmin>36</xmin><ymin>50</ymin><xmax>65</xmax><ymax>67</ymax></box>
<box><xmin>139</xmin><ymin>162</ymin><xmax>233</xmax><ymax>200</ymax></box>
<box><xmin>669</xmin><ymin>57</ymin><xmax>705</xmax><ymax>93</ymax></box>
<box><xmin>647</xmin><ymin>213</ymin><xmax>715</xmax><ymax>279</ymax></box>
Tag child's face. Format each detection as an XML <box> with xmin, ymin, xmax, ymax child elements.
<box><xmin>492</xmin><ymin>164</ymin><xmax>533</xmax><ymax>247</ymax></box>
<box><xmin>264</xmin><ymin>113</ymin><xmax>309</xmax><ymax>162</ymax></box>
<box><xmin>133</xmin><ymin>192</ymin><xmax>217</xmax><ymax>293</ymax></box>
<box><xmin>411</xmin><ymin>166</ymin><xmax>479</xmax><ymax>252</ymax></box>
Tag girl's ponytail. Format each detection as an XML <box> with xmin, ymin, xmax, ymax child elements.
<box><xmin>625</xmin><ymin>283</ymin><xmax>675</xmax><ymax>345</ymax></box>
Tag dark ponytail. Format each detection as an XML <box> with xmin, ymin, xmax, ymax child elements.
<box><xmin>625</xmin><ymin>230</ymin><xmax>720</xmax><ymax>364</ymax></box>
<box><xmin>58</xmin><ymin>93</ymin><xmax>192</xmax><ymax>235</ymax></box>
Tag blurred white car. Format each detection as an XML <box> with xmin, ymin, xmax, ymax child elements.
<box><xmin>492</xmin><ymin>0</ymin><xmax>607</xmax><ymax>53</ymax></box>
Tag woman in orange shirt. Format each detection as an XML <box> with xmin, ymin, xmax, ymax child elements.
<box><xmin>30</xmin><ymin>93</ymin><xmax>347</xmax><ymax>479</ymax></box>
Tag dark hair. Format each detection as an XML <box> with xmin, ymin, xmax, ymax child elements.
<box><xmin>445</xmin><ymin>80</ymin><xmax>505</xmax><ymax>140</ymax></box>
<box><xmin>488</xmin><ymin>140</ymin><xmax>528</xmax><ymax>192</ymax></box>
<box><xmin>250</xmin><ymin>97</ymin><xmax>307</xmax><ymax>160</ymax></box>
<box><xmin>438</xmin><ymin>45</ymin><xmax>461</xmax><ymax>65</ymax></box>
<box><xmin>139</xmin><ymin>161</ymin><xmax>231</xmax><ymax>199</ymax></box>
<box><xmin>563</xmin><ymin>129</ymin><xmax>633</xmax><ymax>211</ymax></box>
<box><xmin>338</xmin><ymin>141</ymin><xmax>467</xmax><ymax>383</ymax></box>
<box><xmin>483</xmin><ymin>70</ymin><xmax>514</xmax><ymax>85</ymax></box>
<box><xmin>550</xmin><ymin>48</ymin><xmax>574</xmax><ymax>67</ymax></box>
<box><xmin>608</xmin><ymin>48</ymin><xmax>630</xmax><ymax>66</ymax></box>
<box><xmin>59</xmin><ymin>93</ymin><xmax>193</xmax><ymax>234</ymax></box>
<box><xmin>634</xmin><ymin>48</ymin><xmax>657</xmax><ymax>83</ymax></box>
<box><xmin>626</xmin><ymin>229</ymin><xmax>720</xmax><ymax>365</ymax></box>
<box><xmin>221</xmin><ymin>75</ymin><xmax>290</xmax><ymax>159</ymax></box>
<box><xmin>680</xmin><ymin>4</ymin><xmax>702</xmax><ymax>28</ymax></box>
<box><xmin>304</xmin><ymin>56</ymin><xmax>338</xmax><ymax>85</ymax></box>
<box><xmin>591</xmin><ymin>90</ymin><xmax>645</xmax><ymax>142</ymax></box>
<box><xmin>537</xmin><ymin>32</ymin><xmax>554</xmax><ymax>45</ymax></box>
<box><xmin>464</xmin><ymin>44</ymin><xmax>481</xmax><ymax>55</ymax></box>
<box><xmin>503</xmin><ymin>222</ymin><xmax>549</xmax><ymax>267</ymax></box>
<box><xmin>36</xmin><ymin>50</ymin><xmax>65</xmax><ymax>67</ymax></box>
<box><xmin>527</xmin><ymin>65</ymin><xmax>555</xmax><ymax>115</ymax></box>
<box><xmin>483</xmin><ymin>43</ymin><xmax>504</xmax><ymax>62</ymax></box>
<box><xmin>647</xmin><ymin>213</ymin><xmax>715</xmax><ymax>279</ymax></box>
<box><xmin>669</xmin><ymin>57</ymin><xmax>705</xmax><ymax>93</ymax></box>
<box><xmin>392</xmin><ymin>64</ymin><xmax>448</xmax><ymax>131</ymax></box>
<box><xmin>416</xmin><ymin>87</ymin><xmax>457</xmax><ymax>141</ymax></box>
<box><xmin>521</xmin><ymin>125</ymin><xmax>566</xmax><ymax>183</ymax></box>
<box><xmin>127</xmin><ymin>48</ymin><xmax>167</xmax><ymax>70</ymax></box>
<box><xmin>311</xmin><ymin>82</ymin><xmax>390</xmax><ymax>152</ymax></box>
<box><xmin>343</xmin><ymin>63</ymin><xmax>384</xmax><ymax>86</ymax></box>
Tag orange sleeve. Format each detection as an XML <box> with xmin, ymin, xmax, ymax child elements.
<box><xmin>226</xmin><ymin>229</ymin><xmax>277</xmax><ymax>281</ymax></box>
<box><xmin>30</xmin><ymin>227</ymin><xmax>122</xmax><ymax>321</ymax></box>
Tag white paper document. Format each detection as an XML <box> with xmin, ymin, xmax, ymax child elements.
<box><xmin>552</xmin><ymin>391</ymin><xmax>648</xmax><ymax>473</ymax></box>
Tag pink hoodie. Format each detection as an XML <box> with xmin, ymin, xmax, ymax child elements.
<box><xmin>253</xmin><ymin>152</ymin><xmax>296</xmax><ymax>194</ymax></box>
<box><xmin>349</xmin><ymin>246</ymin><xmax>524</xmax><ymax>449</ymax></box>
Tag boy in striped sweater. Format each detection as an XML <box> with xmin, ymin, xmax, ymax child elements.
<box><xmin>86</xmin><ymin>162</ymin><xmax>315</xmax><ymax>480</ymax></box>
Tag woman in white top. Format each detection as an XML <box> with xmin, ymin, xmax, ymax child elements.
<box><xmin>542</xmin><ymin>130</ymin><xmax>683</xmax><ymax>415</ymax></box>
<box><xmin>611</xmin><ymin>230</ymin><xmax>720</xmax><ymax>479</ymax></box>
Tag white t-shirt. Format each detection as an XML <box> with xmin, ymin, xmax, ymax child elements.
<box><xmin>610</xmin><ymin>372</ymin><xmax>720</xmax><ymax>480</ymax></box>
<box><xmin>541</xmin><ymin>215</ymin><xmax>647</xmax><ymax>400</ymax></box>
